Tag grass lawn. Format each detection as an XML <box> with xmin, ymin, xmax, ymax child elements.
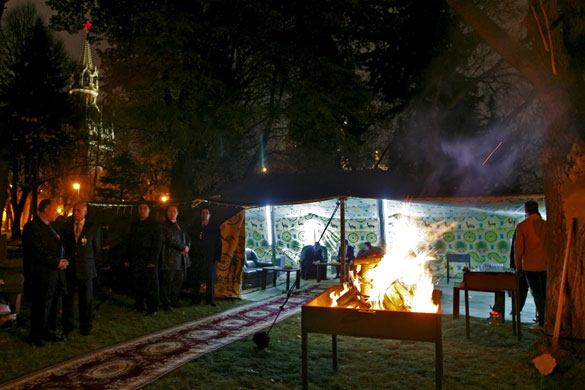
<box><xmin>146</xmin><ymin>315</ymin><xmax>585</xmax><ymax>390</ymax></box>
<box><xmin>2</xmin><ymin>292</ymin><xmax>585</xmax><ymax>389</ymax></box>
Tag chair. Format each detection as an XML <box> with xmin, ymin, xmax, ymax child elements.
<box><xmin>446</xmin><ymin>254</ymin><xmax>471</xmax><ymax>284</ymax></box>
<box><xmin>242</xmin><ymin>248</ymin><xmax>275</xmax><ymax>289</ymax></box>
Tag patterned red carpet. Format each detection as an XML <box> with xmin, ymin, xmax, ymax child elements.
<box><xmin>0</xmin><ymin>285</ymin><xmax>327</xmax><ymax>390</ymax></box>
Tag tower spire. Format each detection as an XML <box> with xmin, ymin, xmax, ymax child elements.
<box><xmin>70</xmin><ymin>20</ymin><xmax>99</xmax><ymax>108</ymax></box>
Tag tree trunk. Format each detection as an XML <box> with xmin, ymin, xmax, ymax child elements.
<box><xmin>30</xmin><ymin>185</ymin><xmax>38</xmax><ymax>220</ymax></box>
<box><xmin>10</xmin><ymin>187</ymin><xmax>29</xmax><ymax>239</ymax></box>
<box><xmin>170</xmin><ymin>149</ymin><xmax>197</xmax><ymax>201</ymax></box>
<box><xmin>541</xmin><ymin>92</ymin><xmax>585</xmax><ymax>353</ymax></box>
<box><xmin>0</xmin><ymin>157</ymin><xmax>9</xmax><ymax>227</ymax></box>
<box><xmin>447</xmin><ymin>0</ymin><xmax>585</xmax><ymax>353</ymax></box>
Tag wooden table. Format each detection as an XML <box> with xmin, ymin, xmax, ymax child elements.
<box><xmin>261</xmin><ymin>266</ymin><xmax>301</xmax><ymax>291</ymax></box>
<box><xmin>462</xmin><ymin>271</ymin><xmax>521</xmax><ymax>340</ymax></box>
<box><xmin>452</xmin><ymin>287</ymin><xmax>505</xmax><ymax>321</ymax></box>
<box><xmin>315</xmin><ymin>262</ymin><xmax>341</xmax><ymax>282</ymax></box>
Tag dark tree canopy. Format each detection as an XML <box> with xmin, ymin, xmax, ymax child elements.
<box><xmin>47</xmin><ymin>0</ymin><xmax>453</xmax><ymax>200</ymax></box>
<box><xmin>0</xmin><ymin>2</ymin><xmax>79</xmax><ymax>236</ymax></box>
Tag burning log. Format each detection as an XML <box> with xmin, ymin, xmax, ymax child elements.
<box><xmin>335</xmin><ymin>287</ymin><xmax>360</xmax><ymax>307</ymax></box>
<box><xmin>383</xmin><ymin>281</ymin><xmax>414</xmax><ymax>312</ymax></box>
<box><xmin>332</xmin><ymin>285</ymin><xmax>372</xmax><ymax>309</ymax></box>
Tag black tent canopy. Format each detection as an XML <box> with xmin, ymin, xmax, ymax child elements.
<box><xmin>208</xmin><ymin>170</ymin><xmax>527</xmax><ymax>208</ymax></box>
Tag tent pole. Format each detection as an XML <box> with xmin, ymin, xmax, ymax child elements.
<box><xmin>377</xmin><ymin>199</ymin><xmax>386</xmax><ymax>250</ymax></box>
<box><xmin>270</xmin><ymin>206</ymin><xmax>277</xmax><ymax>264</ymax></box>
<box><xmin>340</xmin><ymin>197</ymin><xmax>346</xmax><ymax>284</ymax></box>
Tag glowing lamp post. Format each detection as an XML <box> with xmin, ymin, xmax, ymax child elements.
<box><xmin>73</xmin><ymin>183</ymin><xmax>80</xmax><ymax>200</ymax></box>
<box><xmin>161</xmin><ymin>196</ymin><xmax>168</xmax><ymax>203</ymax></box>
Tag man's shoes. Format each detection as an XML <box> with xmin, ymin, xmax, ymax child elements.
<box><xmin>27</xmin><ymin>337</ymin><xmax>44</xmax><ymax>347</ymax></box>
<box><xmin>80</xmin><ymin>328</ymin><xmax>91</xmax><ymax>336</ymax></box>
<box><xmin>130</xmin><ymin>306</ymin><xmax>145</xmax><ymax>313</ymax></box>
<box><xmin>42</xmin><ymin>332</ymin><xmax>65</xmax><ymax>342</ymax></box>
<box><xmin>162</xmin><ymin>305</ymin><xmax>172</xmax><ymax>311</ymax></box>
<box><xmin>63</xmin><ymin>328</ymin><xmax>74</xmax><ymax>336</ymax></box>
<box><xmin>192</xmin><ymin>297</ymin><xmax>202</xmax><ymax>305</ymax></box>
<box><xmin>529</xmin><ymin>325</ymin><xmax>545</xmax><ymax>333</ymax></box>
<box><xmin>1</xmin><ymin>319</ymin><xmax>15</xmax><ymax>329</ymax></box>
<box><xmin>146</xmin><ymin>311</ymin><xmax>158</xmax><ymax>316</ymax></box>
<box><xmin>206</xmin><ymin>301</ymin><xmax>217</xmax><ymax>307</ymax></box>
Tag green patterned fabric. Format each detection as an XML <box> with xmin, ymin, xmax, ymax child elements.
<box><xmin>244</xmin><ymin>196</ymin><xmax>544</xmax><ymax>280</ymax></box>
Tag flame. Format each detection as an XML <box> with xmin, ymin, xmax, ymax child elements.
<box><xmin>334</xmin><ymin>203</ymin><xmax>453</xmax><ymax>313</ymax></box>
<box><xmin>329</xmin><ymin>283</ymin><xmax>350</xmax><ymax>307</ymax></box>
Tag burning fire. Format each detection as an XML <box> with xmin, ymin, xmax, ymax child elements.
<box><xmin>331</xmin><ymin>204</ymin><xmax>451</xmax><ymax>313</ymax></box>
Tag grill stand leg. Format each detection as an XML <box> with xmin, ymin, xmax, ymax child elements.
<box><xmin>332</xmin><ymin>335</ymin><xmax>338</xmax><ymax>371</ymax></box>
<box><xmin>302</xmin><ymin>331</ymin><xmax>308</xmax><ymax>390</ymax></box>
<box><xmin>436</xmin><ymin>316</ymin><xmax>443</xmax><ymax>390</ymax></box>
<box><xmin>465</xmin><ymin>287</ymin><xmax>471</xmax><ymax>339</ymax></box>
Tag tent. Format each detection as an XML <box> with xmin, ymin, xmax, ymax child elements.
<box><xmin>204</xmin><ymin>171</ymin><xmax>544</xmax><ymax>297</ymax></box>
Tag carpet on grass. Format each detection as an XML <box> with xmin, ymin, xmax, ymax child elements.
<box><xmin>0</xmin><ymin>285</ymin><xmax>327</xmax><ymax>390</ymax></box>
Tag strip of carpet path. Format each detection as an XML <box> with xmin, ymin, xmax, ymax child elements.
<box><xmin>0</xmin><ymin>285</ymin><xmax>327</xmax><ymax>390</ymax></box>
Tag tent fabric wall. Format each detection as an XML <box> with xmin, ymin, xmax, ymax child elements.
<box><xmin>245</xmin><ymin>199</ymin><xmax>382</xmax><ymax>268</ymax></box>
<box><xmin>244</xmin><ymin>196</ymin><xmax>545</xmax><ymax>282</ymax></box>
<box><xmin>216</xmin><ymin>210</ymin><xmax>246</xmax><ymax>298</ymax></box>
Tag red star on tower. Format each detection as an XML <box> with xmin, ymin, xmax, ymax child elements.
<box><xmin>83</xmin><ymin>20</ymin><xmax>92</xmax><ymax>31</ymax></box>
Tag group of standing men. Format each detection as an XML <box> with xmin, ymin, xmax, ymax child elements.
<box><xmin>22</xmin><ymin>199</ymin><xmax>222</xmax><ymax>346</ymax></box>
<box><xmin>125</xmin><ymin>203</ymin><xmax>222</xmax><ymax>315</ymax></box>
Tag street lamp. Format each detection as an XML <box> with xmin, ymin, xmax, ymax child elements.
<box><xmin>161</xmin><ymin>195</ymin><xmax>168</xmax><ymax>202</ymax></box>
<box><xmin>73</xmin><ymin>183</ymin><xmax>80</xmax><ymax>200</ymax></box>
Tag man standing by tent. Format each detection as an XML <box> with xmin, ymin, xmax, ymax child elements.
<box><xmin>127</xmin><ymin>203</ymin><xmax>162</xmax><ymax>316</ymax></box>
<box><xmin>515</xmin><ymin>200</ymin><xmax>547</xmax><ymax>332</ymax></box>
<box><xmin>22</xmin><ymin>199</ymin><xmax>68</xmax><ymax>346</ymax></box>
<box><xmin>160</xmin><ymin>205</ymin><xmax>190</xmax><ymax>310</ymax></box>
<box><xmin>190</xmin><ymin>207</ymin><xmax>222</xmax><ymax>306</ymax></box>
<box><xmin>61</xmin><ymin>202</ymin><xmax>101</xmax><ymax>336</ymax></box>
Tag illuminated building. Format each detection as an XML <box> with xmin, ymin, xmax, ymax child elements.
<box><xmin>68</xmin><ymin>21</ymin><xmax>114</xmax><ymax>199</ymax></box>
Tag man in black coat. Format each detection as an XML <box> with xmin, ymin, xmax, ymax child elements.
<box><xmin>160</xmin><ymin>205</ymin><xmax>190</xmax><ymax>310</ymax></box>
<box><xmin>189</xmin><ymin>207</ymin><xmax>222</xmax><ymax>306</ymax></box>
<box><xmin>61</xmin><ymin>202</ymin><xmax>101</xmax><ymax>335</ymax></box>
<box><xmin>127</xmin><ymin>203</ymin><xmax>162</xmax><ymax>315</ymax></box>
<box><xmin>22</xmin><ymin>199</ymin><xmax>69</xmax><ymax>346</ymax></box>
<box><xmin>301</xmin><ymin>242</ymin><xmax>323</xmax><ymax>280</ymax></box>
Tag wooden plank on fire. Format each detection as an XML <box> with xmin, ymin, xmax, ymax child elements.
<box><xmin>336</xmin><ymin>287</ymin><xmax>360</xmax><ymax>307</ymax></box>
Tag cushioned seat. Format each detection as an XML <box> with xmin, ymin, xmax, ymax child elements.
<box><xmin>242</xmin><ymin>248</ymin><xmax>275</xmax><ymax>289</ymax></box>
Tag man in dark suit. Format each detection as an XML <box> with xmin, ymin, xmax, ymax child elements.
<box><xmin>301</xmin><ymin>242</ymin><xmax>323</xmax><ymax>280</ymax></box>
<box><xmin>127</xmin><ymin>202</ymin><xmax>162</xmax><ymax>315</ymax></box>
<box><xmin>189</xmin><ymin>207</ymin><xmax>222</xmax><ymax>306</ymax></box>
<box><xmin>61</xmin><ymin>202</ymin><xmax>101</xmax><ymax>336</ymax></box>
<box><xmin>22</xmin><ymin>199</ymin><xmax>69</xmax><ymax>346</ymax></box>
<box><xmin>160</xmin><ymin>205</ymin><xmax>190</xmax><ymax>310</ymax></box>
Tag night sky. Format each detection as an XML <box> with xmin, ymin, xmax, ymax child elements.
<box><xmin>6</xmin><ymin>0</ymin><xmax>101</xmax><ymax>68</ymax></box>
